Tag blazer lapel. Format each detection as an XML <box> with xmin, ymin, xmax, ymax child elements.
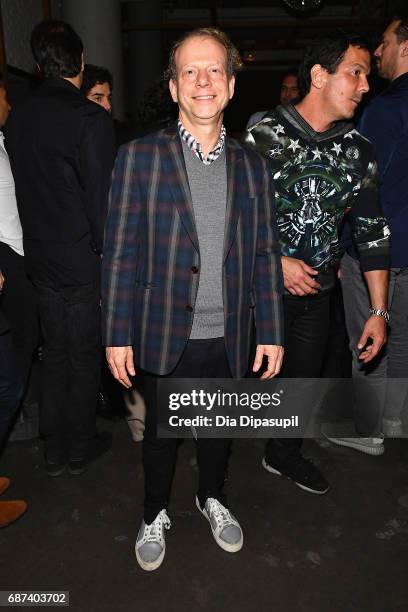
<box><xmin>223</xmin><ymin>138</ymin><xmax>242</xmax><ymax>262</ymax></box>
<box><xmin>162</xmin><ymin>127</ymin><xmax>199</xmax><ymax>252</ymax></box>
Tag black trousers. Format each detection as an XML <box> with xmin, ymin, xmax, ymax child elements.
<box><xmin>142</xmin><ymin>337</ymin><xmax>232</xmax><ymax>524</ymax></box>
<box><xmin>265</xmin><ymin>291</ymin><xmax>331</xmax><ymax>463</ymax></box>
<box><xmin>0</xmin><ymin>331</ymin><xmax>23</xmax><ymax>451</ymax></box>
<box><xmin>34</xmin><ymin>281</ymin><xmax>101</xmax><ymax>463</ymax></box>
<box><xmin>0</xmin><ymin>242</ymin><xmax>39</xmax><ymax>388</ymax></box>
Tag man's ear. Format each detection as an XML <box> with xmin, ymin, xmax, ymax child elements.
<box><xmin>169</xmin><ymin>79</ymin><xmax>178</xmax><ymax>103</ymax></box>
<box><xmin>310</xmin><ymin>64</ymin><xmax>327</xmax><ymax>90</ymax></box>
<box><xmin>401</xmin><ymin>41</ymin><xmax>408</xmax><ymax>58</ymax></box>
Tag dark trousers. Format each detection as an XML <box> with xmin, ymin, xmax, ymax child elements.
<box><xmin>265</xmin><ymin>291</ymin><xmax>330</xmax><ymax>463</ymax></box>
<box><xmin>0</xmin><ymin>242</ymin><xmax>39</xmax><ymax>388</ymax></box>
<box><xmin>0</xmin><ymin>331</ymin><xmax>23</xmax><ymax>450</ymax></box>
<box><xmin>34</xmin><ymin>281</ymin><xmax>101</xmax><ymax>463</ymax></box>
<box><xmin>142</xmin><ymin>337</ymin><xmax>232</xmax><ymax>524</ymax></box>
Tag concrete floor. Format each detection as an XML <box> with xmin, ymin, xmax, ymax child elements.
<box><xmin>1</xmin><ymin>419</ymin><xmax>408</xmax><ymax>612</ymax></box>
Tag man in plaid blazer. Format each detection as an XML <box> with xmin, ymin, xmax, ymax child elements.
<box><xmin>102</xmin><ymin>28</ymin><xmax>284</xmax><ymax>571</ymax></box>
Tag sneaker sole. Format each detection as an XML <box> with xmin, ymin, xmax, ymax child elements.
<box><xmin>262</xmin><ymin>458</ymin><xmax>329</xmax><ymax>495</ymax></box>
<box><xmin>323</xmin><ymin>435</ymin><xmax>385</xmax><ymax>456</ymax></box>
<box><xmin>46</xmin><ymin>464</ymin><xmax>67</xmax><ymax>477</ymax></box>
<box><xmin>135</xmin><ymin>544</ymin><xmax>165</xmax><ymax>572</ymax></box>
<box><xmin>195</xmin><ymin>497</ymin><xmax>243</xmax><ymax>553</ymax></box>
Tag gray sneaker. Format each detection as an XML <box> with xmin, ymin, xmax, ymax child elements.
<box><xmin>196</xmin><ymin>497</ymin><xmax>243</xmax><ymax>553</ymax></box>
<box><xmin>321</xmin><ymin>420</ymin><xmax>384</xmax><ymax>456</ymax></box>
<box><xmin>135</xmin><ymin>509</ymin><xmax>171</xmax><ymax>571</ymax></box>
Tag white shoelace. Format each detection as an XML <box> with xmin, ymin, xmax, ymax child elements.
<box><xmin>206</xmin><ymin>498</ymin><xmax>238</xmax><ymax>531</ymax></box>
<box><xmin>138</xmin><ymin>510</ymin><xmax>171</xmax><ymax>546</ymax></box>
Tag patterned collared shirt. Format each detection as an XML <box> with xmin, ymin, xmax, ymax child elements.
<box><xmin>178</xmin><ymin>120</ymin><xmax>226</xmax><ymax>165</ymax></box>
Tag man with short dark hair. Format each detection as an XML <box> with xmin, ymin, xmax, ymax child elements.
<box><xmin>81</xmin><ymin>64</ymin><xmax>113</xmax><ymax>114</ymax></box>
<box><xmin>246</xmin><ymin>31</ymin><xmax>390</xmax><ymax>493</ymax></box>
<box><xmin>103</xmin><ymin>27</ymin><xmax>284</xmax><ymax>570</ymax></box>
<box><xmin>324</xmin><ymin>14</ymin><xmax>408</xmax><ymax>452</ymax></box>
<box><xmin>6</xmin><ymin>20</ymin><xmax>115</xmax><ymax>477</ymax></box>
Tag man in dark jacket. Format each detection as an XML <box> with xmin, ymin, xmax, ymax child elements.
<box><xmin>246</xmin><ymin>31</ymin><xmax>390</xmax><ymax>493</ymax></box>
<box><xmin>324</xmin><ymin>13</ymin><xmax>408</xmax><ymax>453</ymax></box>
<box><xmin>6</xmin><ymin>20</ymin><xmax>115</xmax><ymax>476</ymax></box>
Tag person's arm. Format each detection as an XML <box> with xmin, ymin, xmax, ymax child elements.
<box><xmin>102</xmin><ymin>143</ymin><xmax>141</xmax><ymax>386</ymax></box>
<box><xmin>80</xmin><ymin>108</ymin><xmax>116</xmax><ymax>254</ymax></box>
<box><xmin>252</xmin><ymin>157</ymin><xmax>284</xmax><ymax>378</ymax></box>
<box><xmin>349</xmin><ymin>145</ymin><xmax>390</xmax><ymax>363</ymax></box>
<box><xmin>357</xmin><ymin>269</ymin><xmax>388</xmax><ymax>363</ymax></box>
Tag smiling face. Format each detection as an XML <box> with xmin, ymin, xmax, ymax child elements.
<box><xmin>86</xmin><ymin>81</ymin><xmax>112</xmax><ymax>113</ymax></box>
<box><xmin>375</xmin><ymin>20</ymin><xmax>404</xmax><ymax>81</ymax></box>
<box><xmin>320</xmin><ymin>45</ymin><xmax>370</xmax><ymax>121</ymax></box>
<box><xmin>168</xmin><ymin>35</ymin><xmax>235</xmax><ymax>132</ymax></box>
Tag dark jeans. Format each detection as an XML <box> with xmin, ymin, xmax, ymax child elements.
<box><xmin>142</xmin><ymin>337</ymin><xmax>232</xmax><ymax>524</ymax></box>
<box><xmin>0</xmin><ymin>242</ymin><xmax>39</xmax><ymax>389</ymax></box>
<box><xmin>265</xmin><ymin>291</ymin><xmax>331</xmax><ymax>463</ymax></box>
<box><xmin>34</xmin><ymin>281</ymin><xmax>101</xmax><ymax>463</ymax></box>
<box><xmin>0</xmin><ymin>331</ymin><xmax>23</xmax><ymax>450</ymax></box>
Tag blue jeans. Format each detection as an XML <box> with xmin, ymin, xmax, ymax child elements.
<box><xmin>340</xmin><ymin>253</ymin><xmax>408</xmax><ymax>435</ymax></box>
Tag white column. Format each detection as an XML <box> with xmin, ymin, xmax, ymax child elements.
<box><xmin>62</xmin><ymin>0</ymin><xmax>125</xmax><ymax>120</ymax></box>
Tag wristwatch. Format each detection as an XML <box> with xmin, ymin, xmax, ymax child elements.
<box><xmin>369</xmin><ymin>307</ymin><xmax>390</xmax><ymax>323</ymax></box>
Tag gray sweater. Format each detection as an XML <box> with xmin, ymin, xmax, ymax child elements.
<box><xmin>182</xmin><ymin>139</ymin><xmax>227</xmax><ymax>339</ymax></box>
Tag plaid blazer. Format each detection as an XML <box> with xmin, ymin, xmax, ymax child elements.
<box><xmin>102</xmin><ymin>124</ymin><xmax>283</xmax><ymax>377</ymax></box>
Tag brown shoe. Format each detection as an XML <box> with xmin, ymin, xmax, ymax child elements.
<box><xmin>0</xmin><ymin>500</ymin><xmax>27</xmax><ymax>528</ymax></box>
<box><xmin>0</xmin><ymin>476</ymin><xmax>11</xmax><ymax>495</ymax></box>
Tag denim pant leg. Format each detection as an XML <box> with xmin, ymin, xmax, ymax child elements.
<box><xmin>340</xmin><ymin>253</ymin><xmax>386</xmax><ymax>435</ymax></box>
<box><xmin>384</xmin><ymin>267</ymin><xmax>408</xmax><ymax>423</ymax></box>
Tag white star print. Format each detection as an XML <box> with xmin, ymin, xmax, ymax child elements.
<box><xmin>274</xmin><ymin>123</ymin><xmax>285</xmax><ymax>135</ymax></box>
<box><xmin>312</xmin><ymin>147</ymin><xmax>322</xmax><ymax>160</ymax></box>
<box><xmin>331</xmin><ymin>142</ymin><xmax>342</xmax><ymax>156</ymax></box>
<box><xmin>288</xmin><ymin>139</ymin><xmax>301</xmax><ymax>152</ymax></box>
<box><xmin>344</xmin><ymin>132</ymin><xmax>353</xmax><ymax>139</ymax></box>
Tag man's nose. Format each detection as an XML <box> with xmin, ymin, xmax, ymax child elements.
<box><xmin>196</xmin><ymin>69</ymin><xmax>209</xmax><ymax>86</ymax></box>
<box><xmin>360</xmin><ymin>75</ymin><xmax>369</xmax><ymax>93</ymax></box>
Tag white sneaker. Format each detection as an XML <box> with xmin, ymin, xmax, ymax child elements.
<box><xmin>196</xmin><ymin>497</ymin><xmax>243</xmax><ymax>553</ymax></box>
<box><xmin>135</xmin><ymin>509</ymin><xmax>171</xmax><ymax>571</ymax></box>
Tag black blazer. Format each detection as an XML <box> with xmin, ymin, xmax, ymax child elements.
<box><xmin>6</xmin><ymin>77</ymin><xmax>115</xmax><ymax>287</ymax></box>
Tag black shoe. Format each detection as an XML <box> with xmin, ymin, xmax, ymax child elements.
<box><xmin>68</xmin><ymin>431</ymin><xmax>112</xmax><ymax>476</ymax></box>
<box><xmin>262</xmin><ymin>454</ymin><xmax>329</xmax><ymax>495</ymax></box>
<box><xmin>45</xmin><ymin>461</ymin><xmax>67</xmax><ymax>477</ymax></box>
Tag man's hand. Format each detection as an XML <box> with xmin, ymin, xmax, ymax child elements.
<box><xmin>252</xmin><ymin>344</ymin><xmax>284</xmax><ymax>379</ymax></box>
<box><xmin>357</xmin><ymin>316</ymin><xmax>387</xmax><ymax>363</ymax></box>
<box><xmin>281</xmin><ymin>256</ymin><xmax>321</xmax><ymax>296</ymax></box>
<box><xmin>106</xmin><ymin>346</ymin><xmax>135</xmax><ymax>388</ymax></box>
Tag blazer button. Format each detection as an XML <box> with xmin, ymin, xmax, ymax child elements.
<box><xmin>186</xmin><ymin>305</ymin><xmax>194</xmax><ymax>312</ymax></box>
<box><xmin>191</xmin><ymin>266</ymin><xmax>199</xmax><ymax>274</ymax></box>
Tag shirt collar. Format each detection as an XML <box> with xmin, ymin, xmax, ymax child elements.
<box><xmin>178</xmin><ymin>120</ymin><xmax>226</xmax><ymax>165</ymax></box>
